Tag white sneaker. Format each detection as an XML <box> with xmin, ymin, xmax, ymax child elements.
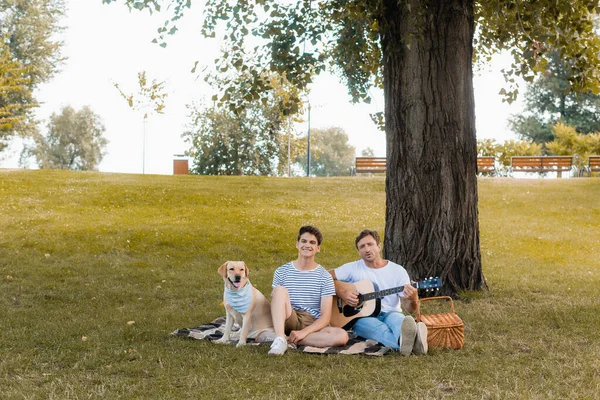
<box><xmin>268</xmin><ymin>336</ymin><xmax>288</xmax><ymax>356</ymax></box>
<box><xmin>413</xmin><ymin>322</ymin><xmax>428</xmax><ymax>355</ymax></box>
<box><xmin>399</xmin><ymin>316</ymin><xmax>417</xmax><ymax>356</ymax></box>
<box><xmin>256</xmin><ymin>330</ymin><xmax>277</xmax><ymax>343</ymax></box>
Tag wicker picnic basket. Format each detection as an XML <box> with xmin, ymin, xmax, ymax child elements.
<box><xmin>415</xmin><ymin>296</ymin><xmax>464</xmax><ymax>350</ymax></box>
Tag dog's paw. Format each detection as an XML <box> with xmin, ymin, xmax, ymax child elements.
<box><xmin>214</xmin><ymin>338</ymin><xmax>229</xmax><ymax>344</ymax></box>
<box><xmin>236</xmin><ymin>341</ymin><xmax>247</xmax><ymax>348</ymax></box>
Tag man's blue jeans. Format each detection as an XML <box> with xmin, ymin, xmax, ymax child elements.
<box><xmin>351</xmin><ymin>311</ymin><xmax>406</xmax><ymax>350</ymax></box>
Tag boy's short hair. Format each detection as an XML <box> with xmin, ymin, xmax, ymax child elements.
<box><xmin>355</xmin><ymin>229</ymin><xmax>380</xmax><ymax>248</ymax></box>
<box><xmin>298</xmin><ymin>225</ymin><xmax>323</xmax><ymax>245</ymax></box>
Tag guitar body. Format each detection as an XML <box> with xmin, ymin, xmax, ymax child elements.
<box><xmin>330</xmin><ymin>276</ymin><xmax>442</xmax><ymax>330</ymax></box>
<box><xmin>330</xmin><ymin>280</ymin><xmax>382</xmax><ymax>329</ymax></box>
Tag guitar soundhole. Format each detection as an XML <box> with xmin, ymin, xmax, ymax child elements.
<box><xmin>342</xmin><ymin>304</ymin><xmax>362</xmax><ymax>317</ymax></box>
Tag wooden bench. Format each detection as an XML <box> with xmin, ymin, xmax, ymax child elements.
<box><xmin>355</xmin><ymin>157</ymin><xmax>386</xmax><ymax>174</ymax></box>
<box><xmin>476</xmin><ymin>156</ymin><xmax>495</xmax><ymax>175</ymax></box>
<box><xmin>355</xmin><ymin>156</ymin><xmax>498</xmax><ymax>175</ymax></box>
<box><xmin>510</xmin><ymin>156</ymin><xmax>574</xmax><ymax>177</ymax></box>
<box><xmin>581</xmin><ymin>155</ymin><xmax>600</xmax><ymax>177</ymax></box>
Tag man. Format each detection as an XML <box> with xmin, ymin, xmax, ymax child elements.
<box><xmin>329</xmin><ymin>229</ymin><xmax>428</xmax><ymax>355</ymax></box>
<box><xmin>268</xmin><ymin>225</ymin><xmax>349</xmax><ymax>356</ymax></box>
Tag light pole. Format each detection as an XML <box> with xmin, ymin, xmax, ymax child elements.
<box><xmin>287</xmin><ymin>127</ymin><xmax>292</xmax><ymax>177</ymax></box>
<box><xmin>142</xmin><ymin>118</ymin><xmax>147</xmax><ymax>174</ymax></box>
<box><xmin>307</xmin><ymin>102</ymin><xmax>311</xmax><ymax>177</ymax></box>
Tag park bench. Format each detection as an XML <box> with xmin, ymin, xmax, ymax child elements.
<box><xmin>580</xmin><ymin>155</ymin><xmax>600</xmax><ymax>177</ymax></box>
<box><xmin>510</xmin><ymin>156</ymin><xmax>574</xmax><ymax>177</ymax></box>
<box><xmin>355</xmin><ymin>157</ymin><xmax>386</xmax><ymax>174</ymax></box>
<box><xmin>355</xmin><ymin>156</ymin><xmax>498</xmax><ymax>175</ymax></box>
<box><xmin>476</xmin><ymin>156</ymin><xmax>495</xmax><ymax>175</ymax></box>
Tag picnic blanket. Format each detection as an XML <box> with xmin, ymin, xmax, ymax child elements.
<box><xmin>170</xmin><ymin>317</ymin><xmax>392</xmax><ymax>356</ymax></box>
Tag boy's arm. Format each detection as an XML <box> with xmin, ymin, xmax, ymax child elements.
<box><xmin>287</xmin><ymin>295</ymin><xmax>333</xmax><ymax>344</ymax></box>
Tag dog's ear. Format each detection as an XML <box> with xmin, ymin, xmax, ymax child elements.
<box><xmin>242</xmin><ymin>262</ymin><xmax>249</xmax><ymax>278</ymax></box>
<box><xmin>218</xmin><ymin>262</ymin><xmax>229</xmax><ymax>278</ymax></box>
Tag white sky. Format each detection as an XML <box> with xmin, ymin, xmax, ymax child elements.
<box><xmin>0</xmin><ymin>0</ymin><xmax>522</xmax><ymax>175</ymax></box>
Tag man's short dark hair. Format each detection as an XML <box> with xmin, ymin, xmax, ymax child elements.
<box><xmin>355</xmin><ymin>229</ymin><xmax>380</xmax><ymax>248</ymax></box>
<box><xmin>298</xmin><ymin>225</ymin><xmax>323</xmax><ymax>245</ymax></box>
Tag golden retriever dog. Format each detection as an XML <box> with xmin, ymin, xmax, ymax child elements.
<box><xmin>215</xmin><ymin>261</ymin><xmax>275</xmax><ymax>347</ymax></box>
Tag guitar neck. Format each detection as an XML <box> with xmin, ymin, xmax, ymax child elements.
<box><xmin>361</xmin><ymin>282</ymin><xmax>416</xmax><ymax>302</ymax></box>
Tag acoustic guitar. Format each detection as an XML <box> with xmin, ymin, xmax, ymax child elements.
<box><xmin>330</xmin><ymin>277</ymin><xmax>442</xmax><ymax>329</ymax></box>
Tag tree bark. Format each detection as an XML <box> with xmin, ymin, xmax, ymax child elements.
<box><xmin>380</xmin><ymin>0</ymin><xmax>486</xmax><ymax>296</ymax></box>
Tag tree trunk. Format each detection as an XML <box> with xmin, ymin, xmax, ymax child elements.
<box><xmin>380</xmin><ymin>0</ymin><xmax>486</xmax><ymax>296</ymax></box>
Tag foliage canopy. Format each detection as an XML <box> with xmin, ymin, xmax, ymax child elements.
<box><xmin>509</xmin><ymin>51</ymin><xmax>600</xmax><ymax>144</ymax></box>
<box><xmin>105</xmin><ymin>0</ymin><xmax>600</xmax><ymax>108</ymax></box>
<box><xmin>0</xmin><ymin>0</ymin><xmax>66</xmax><ymax>149</ymax></box>
<box><xmin>0</xmin><ymin>41</ymin><xmax>30</xmax><ymax>147</ymax></box>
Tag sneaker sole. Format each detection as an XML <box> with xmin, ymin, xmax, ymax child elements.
<box><xmin>413</xmin><ymin>322</ymin><xmax>428</xmax><ymax>355</ymax></box>
<box><xmin>399</xmin><ymin>316</ymin><xmax>417</xmax><ymax>356</ymax></box>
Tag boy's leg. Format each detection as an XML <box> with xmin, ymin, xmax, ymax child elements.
<box><xmin>298</xmin><ymin>327</ymin><xmax>348</xmax><ymax>348</ymax></box>
<box><xmin>270</xmin><ymin>285</ymin><xmax>293</xmax><ymax>338</ymax></box>
<box><xmin>268</xmin><ymin>286</ymin><xmax>294</xmax><ymax>356</ymax></box>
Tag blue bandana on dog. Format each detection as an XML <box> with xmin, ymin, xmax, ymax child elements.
<box><xmin>224</xmin><ymin>281</ymin><xmax>253</xmax><ymax>313</ymax></box>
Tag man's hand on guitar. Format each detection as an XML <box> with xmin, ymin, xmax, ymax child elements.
<box><xmin>341</xmin><ymin>289</ymin><xmax>359</xmax><ymax>307</ymax></box>
<box><xmin>403</xmin><ymin>282</ymin><xmax>419</xmax><ymax>301</ymax></box>
<box><xmin>400</xmin><ymin>281</ymin><xmax>419</xmax><ymax>314</ymax></box>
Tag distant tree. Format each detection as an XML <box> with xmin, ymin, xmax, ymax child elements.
<box><xmin>183</xmin><ymin>73</ymin><xmax>303</xmax><ymax>176</ymax></box>
<box><xmin>0</xmin><ymin>0</ymin><xmax>66</xmax><ymax>150</ymax></box>
<box><xmin>509</xmin><ymin>51</ymin><xmax>600</xmax><ymax>145</ymax></box>
<box><xmin>114</xmin><ymin>71</ymin><xmax>168</xmax><ymax>173</ymax></box>
<box><xmin>361</xmin><ymin>147</ymin><xmax>375</xmax><ymax>157</ymax></box>
<box><xmin>476</xmin><ymin>138</ymin><xmax>498</xmax><ymax>158</ymax></box>
<box><xmin>24</xmin><ymin>106</ymin><xmax>108</xmax><ymax>170</ymax></box>
<box><xmin>546</xmin><ymin>122</ymin><xmax>600</xmax><ymax>169</ymax></box>
<box><xmin>477</xmin><ymin>138</ymin><xmax>543</xmax><ymax>172</ymax></box>
<box><xmin>296</xmin><ymin>127</ymin><xmax>355</xmax><ymax>176</ymax></box>
<box><xmin>0</xmin><ymin>42</ymin><xmax>31</xmax><ymax>150</ymax></box>
<box><xmin>497</xmin><ymin>140</ymin><xmax>543</xmax><ymax>168</ymax></box>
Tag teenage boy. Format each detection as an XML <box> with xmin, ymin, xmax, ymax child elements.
<box><xmin>268</xmin><ymin>225</ymin><xmax>349</xmax><ymax>356</ymax></box>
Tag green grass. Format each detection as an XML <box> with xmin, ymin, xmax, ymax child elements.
<box><xmin>1</xmin><ymin>170</ymin><xmax>599</xmax><ymax>399</ymax></box>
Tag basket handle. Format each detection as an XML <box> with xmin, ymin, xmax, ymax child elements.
<box><xmin>416</xmin><ymin>296</ymin><xmax>455</xmax><ymax>318</ymax></box>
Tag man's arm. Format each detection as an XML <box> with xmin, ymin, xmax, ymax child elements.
<box><xmin>400</xmin><ymin>283</ymin><xmax>419</xmax><ymax>314</ymax></box>
<box><xmin>328</xmin><ymin>270</ymin><xmax>359</xmax><ymax>307</ymax></box>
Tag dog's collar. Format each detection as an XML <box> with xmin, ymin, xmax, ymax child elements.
<box><xmin>224</xmin><ymin>281</ymin><xmax>252</xmax><ymax>313</ymax></box>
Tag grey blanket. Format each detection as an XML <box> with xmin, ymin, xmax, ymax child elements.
<box><xmin>170</xmin><ymin>317</ymin><xmax>392</xmax><ymax>356</ymax></box>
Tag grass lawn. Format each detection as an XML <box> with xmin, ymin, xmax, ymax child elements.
<box><xmin>1</xmin><ymin>170</ymin><xmax>599</xmax><ymax>399</ymax></box>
